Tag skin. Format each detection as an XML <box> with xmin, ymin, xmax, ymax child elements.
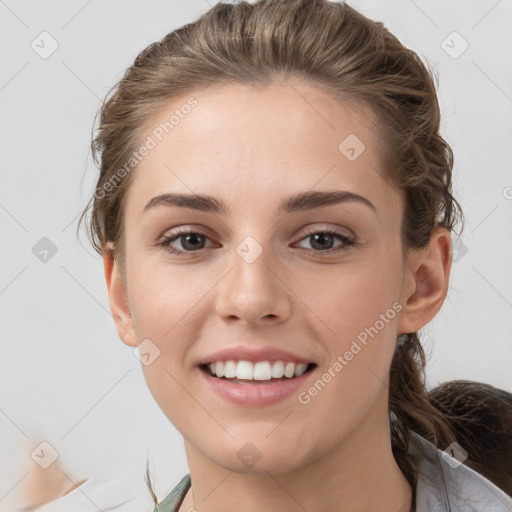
<box><xmin>20</xmin><ymin>441</ymin><xmax>88</xmax><ymax>508</ymax></box>
<box><xmin>103</xmin><ymin>79</ymin><xmax>452</xmax><ymax>512</ymax></box>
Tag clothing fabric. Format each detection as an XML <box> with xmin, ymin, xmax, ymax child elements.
<box><xmin>153</xmin><ymin>432</ymin><xmax>512</xmax><ymax>512</ymax></box>
<box><xmin>410</xmin><ymin>431</ymin><xmax>512</xmax><ymax>511</ymax></box>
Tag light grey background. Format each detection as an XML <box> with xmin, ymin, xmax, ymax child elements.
<box><xmin>1</xmin><ymin>0</ymin><xmax>511</xmax><ymax>508</ymax></box>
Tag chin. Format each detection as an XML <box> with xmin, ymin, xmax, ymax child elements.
<box><xmin>203</xmin><ymin>436</ymin><xmax>313</xmax><ymax>476</ymax></box>
<box><xmin>217</xmin><ymin>453</ymin><xmax>306</xmax><ymax>476</ymax></box>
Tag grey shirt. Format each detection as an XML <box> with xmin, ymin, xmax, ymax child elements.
<box><xmin>410</xmin><ymin>431</ymin><xmax>512</xmax><ymax>511</ymax></box>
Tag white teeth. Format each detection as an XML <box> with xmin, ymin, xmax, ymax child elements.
<box><xmin>224</xmin><ymin>360</ymin><xmax>237</xmax><ymax>378</ymax></box>
<box><xmin>284</xmin><ymin>362</ymin><xmax>295</xmax><ymax>378</ymax></box>
<box><xmin>215</xmin><ymin>361</ymin><xmax>224</xmax><ymax>378</ymax></box>
<box><xmin>294</xmin><ymin>363</ymin><xmax>308</xmax><ymax>377</ymax></box>
<box><xmin>271</xmin><ymin>360</ymin><xmax>285</xmax><ymax>378</ymax></box>
<box><xmin>236</xmin><ymin>360</ymin><xmax>253</xmax><ymax>380</ymax></box>
<box><xmin>206</xmin><ymin>360</ymin><xmax>312</xmax><ymax>381</ymax></box>
<box><xmin>253</xmin><ymin>361</ymin><xmax>272</xmax><ymax>380</ymax></box>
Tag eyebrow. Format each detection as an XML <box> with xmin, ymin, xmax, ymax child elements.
<box><xmin>143</xmin><ymin>190</ymin><xmax>377</xmax><ymax>216</ymax></box>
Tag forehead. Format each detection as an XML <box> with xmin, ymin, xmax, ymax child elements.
<box><xmin>124</xmin><ymin>81</ymin><xmax>401</xmax><ymax>221</ymax></box>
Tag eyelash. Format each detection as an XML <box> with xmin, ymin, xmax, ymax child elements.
<box><xmin>156</xmin><ymin>227</ymin><xmax>356</xmax><ymax>257</ymax></box>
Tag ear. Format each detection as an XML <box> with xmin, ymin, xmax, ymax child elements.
<box><xmin>397</xmin><ymin>225</ymin><xmax>452</xmax><ymax>334</ymax></box>
<box><xmin>102</xmin><ymin>245</ymin><xmax>138</xmax><ymax>347</ymax></box>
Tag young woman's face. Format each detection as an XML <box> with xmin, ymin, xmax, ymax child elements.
<box><xmin>116</xmin><ymin>81</ymin><xmax>417</xmax><ymax>474</ymax></box>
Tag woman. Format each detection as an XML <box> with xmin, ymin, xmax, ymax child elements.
<box><xmin>77</xmin><ymin>0</ymin><xmax>512</xmax><ymax>510</ymax></box>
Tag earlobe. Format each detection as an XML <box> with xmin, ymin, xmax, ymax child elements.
<box><xmin>397</xmin><ymin>226</ymin><xmax>452</xmax><ymax>334</ymax></box>
<box><xmin>102</xmin><ymin>246</ymin><xmax>138</xmax><ymax>347</ymax></box>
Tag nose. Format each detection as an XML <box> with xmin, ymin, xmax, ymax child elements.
<box><xmin>215</xmin><ymin>243</ymin><xmax>292</xmax><ymax>326</ymax></box>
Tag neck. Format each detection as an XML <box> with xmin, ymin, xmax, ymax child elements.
<box><xmin>179</xmin><ymin>399</ymin><xmax>413</xmax><ymax>512</ymax></box>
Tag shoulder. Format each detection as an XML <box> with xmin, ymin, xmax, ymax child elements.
<box><xmin>408</xmin><ymin>431</ymin><xmax>512</xmax><ymax>512</ymax></box>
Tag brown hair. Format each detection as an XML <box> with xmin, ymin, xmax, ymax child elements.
<box><xmin>77</xmin><ymin>0</ymin><xmax>466</xmax><ymax>505</ymax></box>
<box><xmin>419</xmin><ymin>380</ymin><xmax>512</xmax><ymax>497</ymax></box>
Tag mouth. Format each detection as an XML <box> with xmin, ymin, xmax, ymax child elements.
<box><xmin>199</xmin><ymin>360</ymin><xmax>317</xmax><ymax>384</ymax></box>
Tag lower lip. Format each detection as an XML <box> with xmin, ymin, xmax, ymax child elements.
<box><xmin>199</xmin><ymin>366</ymin><xmax>315</xmax><ymax>406</ymax></box>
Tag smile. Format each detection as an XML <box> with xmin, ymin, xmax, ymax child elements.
<box><xmin>199</xmin><ymin>360</ymin><xmax>317</xmax><ymax>406</ymax></box>
<box><xmin>202</xmin><ymin>360</ymin><xmax>316</xmax><ymax>381</ymax></box>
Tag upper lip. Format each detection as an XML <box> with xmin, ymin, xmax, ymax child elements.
<box><xmin>198</xmin><ymin>346</ymin><xmax>316</xmax><ymax>365</ymax></box>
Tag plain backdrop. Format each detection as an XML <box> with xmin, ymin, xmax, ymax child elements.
<box><xmin>1</xmin><ymin>0</ymin><xmax>511</xmax><ymax>508</ymax></box>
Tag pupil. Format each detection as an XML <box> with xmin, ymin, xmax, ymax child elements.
<box><xmin>311</xmin><ymin>233</ymin><xmax>333</xmax><ymax>250</ymax></box>
<box><xmin>183</xmin><ymin>233</ymin><xmax>204</xmax><ymax>250</ymax></box>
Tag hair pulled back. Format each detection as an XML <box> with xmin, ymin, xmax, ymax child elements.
<box><xmin>77</xmin><ymin>0</ymin><xmax>465</xmax><ymax>502</ymax></box>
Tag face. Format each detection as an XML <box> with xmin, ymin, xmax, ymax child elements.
<box><xmin>107</xmin><ymin>80</ymin><xmax>427</xmax><ymax>475</ymax></box>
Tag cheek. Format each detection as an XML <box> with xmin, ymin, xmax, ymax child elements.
<box><xmin>294</xmin><ymin>268</ymin><xmax>400</xmax><ymax>430</ymax></box>
<box><xmin>131</xmin><ymin>270</ymin><xmax>205</xmax><ymax>431</ymax></box>
<box><xmin>127</xmin><ymin>256</ymin><xmax>204</xmax><ymax>340</ymax></box>
<box><xmin>296</xmin><ymin>257</ymin><xmax>402</xmax><ymax>403</ymax></box>
<box><xmin>298</xmin><ymin>258</ymin><xmax>402</xmax><ymax>341</ymax></box>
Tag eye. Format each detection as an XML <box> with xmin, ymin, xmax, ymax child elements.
<box><xmin>295</xmin><ymin>228</ymin><xmax>356</xmax><ymax>255</ymax></box>
<box><xmin>157</xmin><ymin>227</ymin><xmax>214</xmax><ymax>256</ymax></box>
<box><xmin>156</xmin><ymin>227</ymin><xmax>356</xmax><ymax>257</ymax></box>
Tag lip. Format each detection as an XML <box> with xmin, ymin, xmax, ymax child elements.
<box><xmin>198</xmin><ymin>345</ymin><xmax>315</xmax><ymax>365</ymax></box>
<box><xmin>199</xmin><ymin>364</ymin><xmax>316</xmax><ymax>406</ymax></box>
